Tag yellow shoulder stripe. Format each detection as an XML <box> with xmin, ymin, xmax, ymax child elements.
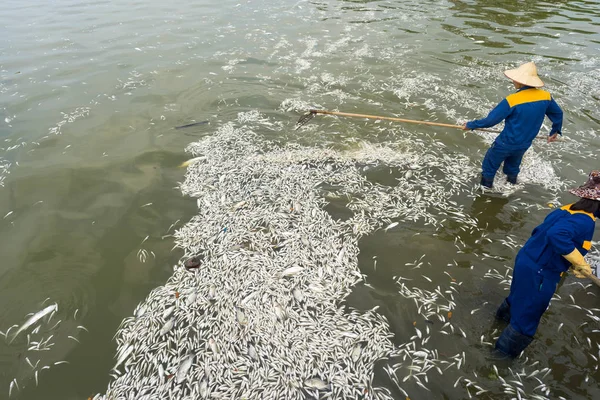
<box><xmin>506</xmin><ymin>89</ymin><xmax>551</xmax><ymax>108</ymax></box>
<box><xmin>561</xmin><ymin>204</ymin><xmax>596</xmax><ymax>221</ymax></box>
<box><xmin>583</xmin><ymin>241</ymin><xmax>592</xmax><ymax>251</ymax></box>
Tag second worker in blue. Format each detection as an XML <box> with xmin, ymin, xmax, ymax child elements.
<box><xmin>464</xmin><ymin>62</ymin><xmax>563</xmax><ymax>189</ymax></box>
<box><xmin>494</xmin><ymin>171</ymin><xmax>600</xmax><ymax>358</ymax></box>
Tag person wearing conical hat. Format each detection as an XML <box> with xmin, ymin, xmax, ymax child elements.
<box><xmin>464</xmin><ymin>62</ymin><xmax>563</xmax><ymax>189</ymax></box>
<box><xmin>493</xmin><ymin>171</ymin><xmax>600</xmax><ymax>358</ymax></box>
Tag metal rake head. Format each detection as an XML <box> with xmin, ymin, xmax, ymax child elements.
<box><xmin>295</xmin><ymin>110</ymin><xmax>316</xmax><ymax>130</ymax></box>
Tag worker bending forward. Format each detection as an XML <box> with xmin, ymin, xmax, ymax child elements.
<box><xmin>494</xmin><ymin>171</ymin><xmax>600</xmax><ymax>357</ymax></box>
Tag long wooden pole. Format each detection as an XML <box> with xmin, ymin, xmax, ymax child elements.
<box><xmin>309</xmin><ymin>109</ymin><xmax>502</xmax><ymax>134</ymax></box>
<box><xmin>573</xmin><ymin>266</ymin><xmax>600</xmax><ymax>288</ymax></box>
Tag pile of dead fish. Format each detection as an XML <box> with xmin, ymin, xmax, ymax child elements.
<box><xmin>93</xmin><ymin>112</ymin><xmax>579</xmax><ymax>399</ymax></box>
<box><xmin>91</xmin><ymin>114</ymin><xmax>487</xmax><ymax>399</ymax></box>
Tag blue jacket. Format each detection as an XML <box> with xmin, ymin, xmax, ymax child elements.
<box><xmin>466</xmin><ymin>86</ymin><xmax>563</xmax><ymax>150</ymax></box>
<box><xmin>519</xmin><ymin>204</ymin><xmax>596</xmax><ymax>275</ymax></box>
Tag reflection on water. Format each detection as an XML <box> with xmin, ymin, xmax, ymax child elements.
<box><xmin>0</xmin><ymin>0</ymin><xmax>599</xmax><ymax>398</ymax></box>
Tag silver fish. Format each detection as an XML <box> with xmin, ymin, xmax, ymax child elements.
<box><xmin>160</xmin><ymin>319</ymin><xmax>174</xmax><ymax>336</ymax></box>
<box><xmin>208</xmin><ymin>338</ymin><xmax>218</xmax><ymax>354</ymax></box>
<box><xmin>158</xmin><ymin>364</ymin><xmax>165</xmax><ymax>384</ymax></box>
<box><xmin>274</xmin><ymin>302</ymin><xmax>286</xmax><ymax>321</ymax></box>
<box><xmin>236</xmin><ymin>308</ymin><xmax>248</xmax><ymax>326</ymax></box>
<box><xmin>186</xmin><ymin>291</ymin><xmax>198</xmax><ymax>306</ymax></box>
<box><xmin>176</xmin><ymin>355</ymin><xmax>194</xmax><ymax>383</ymax></box>
<box><xmin>248</xmin><ymin>344</ymin><xmax>258</xmax><ymax>360</ymax></box>
<box><xmin>207</xmin><ymin>285</ymin><xmax>216</xmax><ymax>301</ymax></box>
<box><xmin>241</xmin><ymin>291</ymin><xmax>258</xmax><ymax>306</ymax></box>
<box><xmin>162</xmin><ymin>306</ymin><xmax>176</xmax><ymax>320</ymax></box>
<box><xmin>351</xmin><ymin>344</ymin><xmax>362</xmax><ymax>362</ymax></box>
<box><xmin>113</xmin><ymin>344</ymin><xmax>134</xmax><ymax>370</ymax></box>
<box><xmin>10</xmin><ymin>304</ymin><xmax>58</xmax><ymax>344</ymax></box>
<box><xmin>305</xmin><ymin>378</ymin><xmax>329</xmax><ymax>390</ymax></box>
<box><xmin>135</xmin><ymin>305</ymin><xmax>147</xmax><ymax>318</ymax></box>
<box><xmin>293</xmin><ymin>288</ymin><xmax>304</xmax><ymax>303</ymax></box>
<box><xmin>280</xmin><ymin>266</ymin><xmax>304</xmax><ymax>277</ymax></box>
<box><xmin>199</xmin><ymin>379</ymin><xmax>209</xmax><ymax>398</ymax></box>
<box><xmin>384</xmin><ymin>222</ymin><xmax>399</xmax><ymax>232</ymax></box>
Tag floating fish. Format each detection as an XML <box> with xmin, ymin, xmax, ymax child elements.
<box><xmin>280</xmin><ymin>265</ymin><xmax>304</xmax><ymax>277</ymax></box>
<box><xmin>384</xmin><ymin>222</ymin><xmax>399</xmax><ymax>232</ymax></box>
<box><xmin>176</xmin><ymin>355</ymin><xmax>194</xmax><ymax>383</ymax></box>
<box><xmin>163</xmin><ymin>306</ymin><xmax>176</xmax><ymax>320</ymax></box>
<box><xmin>10</xmin><ymin>304</ymin><xmax>58</xmax><ymax>344</ymax></box>
<box><xmin>160</xmin><ymin>319</ymin><xmax>174</xmax><ymax>336</ymax></box>
<box><xmin>305</xmin><ymin>378</ymin><xmax>329</xmax><ymax>390</ymax></box>
<box><xmin>351</xmin><ymin>344</ymin><xmax>362</xmax><ymax>362</ymax></box>
<box><xmin>113</xmin><ymin>344</ymin><xmax>134</xmax><ymax>370</ymax></box>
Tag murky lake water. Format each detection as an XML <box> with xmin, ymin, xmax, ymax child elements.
<box><xmin>1</xmin><ymin>0</ymin><xmax>599</xmax><ymax>399</ymax></box>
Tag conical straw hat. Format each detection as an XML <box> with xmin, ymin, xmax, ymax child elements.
<box><xmin>569</xmin><ymin>170</ymin><xmax>600</xmax><ymax>201</ymax></box>
<box><xmin>504</xmin><ymin>62</ymin><xmax>544</xmax><ymax>88</ymax></box>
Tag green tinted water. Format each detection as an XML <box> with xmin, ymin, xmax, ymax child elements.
<box><xmin>1</xmin><ymin>0</ymin><xmax>599</xmax><ymax>398</ymax></box>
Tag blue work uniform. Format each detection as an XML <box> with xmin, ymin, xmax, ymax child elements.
<box><xmin>466</xmin><ymin>86</ymin><xmax>563</xmax><ymax>182</ymax></box>
<box><xmin>505</xmin><ymin>204</ymin><xmax>596</xmax><ymax>337</ymax></box>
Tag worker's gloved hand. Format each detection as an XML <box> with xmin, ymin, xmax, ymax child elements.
<box><xmin>572</xmin><ymin>263</ymin><xmax>592</xmax><ymax>279</ymax></box>
<box><xmin>563</xmin><ymin>249</ymin><xmax>592</xmax><ymax>278</ymax></box>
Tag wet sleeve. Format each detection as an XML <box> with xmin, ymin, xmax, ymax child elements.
<box><xmin>546</xmin><ymin>97</ymin><xmax>563</xmax><ymax>135</ymax></box>
<box><xmin>466</xmin><ymin>99</ymin><xmax>511</xmax><ymax>130</ymax></box>
<box><xmin>546</xmin><ymin>218</ymin><xmax>578</xmax><ymax>255</ymax></box>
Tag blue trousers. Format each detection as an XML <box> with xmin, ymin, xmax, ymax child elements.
<box><xmin>482</xmin><ymin>142</ymin><xmax>528</xmax><ymax>180</ymax></box>
<box><xmin>504</xmin><ymin>254</ymin><xmax>561</xmax><ymax>337</ymax></box>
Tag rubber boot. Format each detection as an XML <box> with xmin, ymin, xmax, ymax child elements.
<box><xmin>506</xmin><ymin>175</ymin><xmax>518</xmax><ymax>185</ymax></box>
<box><xmin>480</xmin><ymin>174</ymin><xmax>494</xmax><ymax>189</ymax></box>
<box><xmin>494</xmin><ymin>324</ymin><xmax>534</xmax><ymax>358</ymax></box>
<box><xmin>495</xmin><ymin>299</ymin><xmax>511</xmax><ymax>323</ymax></box>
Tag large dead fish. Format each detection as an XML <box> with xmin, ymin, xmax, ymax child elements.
<box><xmin>176</xmin><ymin>354</ymin><xmax>195</xmax><ymax>383</ymax></box>
<box><xmin>10</xmin><ymin>304</ymin><xmax>58</xmax><ymax>344</ymax></box>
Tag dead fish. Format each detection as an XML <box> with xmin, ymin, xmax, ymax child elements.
<box><xmin>305</xmin><ymin>378</ymin><xmax>329</xmax><ymax>390</ymax></box>
<box><xmin>199</xmin><ymin>379</ymin><xmax>209</xmax><ymax>398</ymax></box>
<box><xmin>293</xmin><ymin>288</ymin><xmax>305</xmax><ymax>303</ymax></box>
<box><xmin>207</xmin><ymin>285</ymin><xmax>217</xmax><ymax>301</ymax></box>
<box><xmin>113</xmin><ymin>344</ymin><xmax>134</xmax><ymax>370</ymax></box>
<box><xmin>232</xmin><ymin>200</ymin><xmax>247</xmax><ymax>210</ymax></box>
<box><xmin>9</xmin><ymin>379</ymin><xmax>19</xmax><ymax>397</ymax></box>
<box><xmin>158</xmin><ymin>364</ymin><xmax>165</xmax><ymax>383</ymax></box>
<box><xmin>384</xmin><ymin>222</ymin><xmax>399</xmax><ymax>232</ymax></box>
<box><xmin>351</xmin><ymin>344</ymin><xmax>362</xmax><ymax>362</ymax></box>
<box><xmin>10</xmin><ymin>304</ymin><xmax>58</xmax><ymax>344</ymax></box>
<box><xmin>163</xmin><ymin>306</ymin><xmax>176</xmax><ymax>320</ymax></box>
<box><xmin>176</xmin><ymin>354</ymin><xmax>194</xmax><ymax>383</ymax></box>
<box><xmin>241</xmin><ymin>291</ymin><xmax>258</xmax><ymax>306</ymax></box>
<box><xmin>274</xmin><ymin>302</ymin><xmax>287</xmax><ymax>321</ymax></box>
<box><xmin>186</xmin><ymin>291</ymin><xmax>198</xmax><ymax>306</ymax></box>
<box><xmin>179</xmin><ymin>156</ymin><xmax>206</xmax><ymax>168</ymax></box>
<box><xmin>160</xmin><ymin>319</ymin><xmax>174</xmax><ymax>336</ymax></box>
<box><xmin>280</xmin><ymin>265</ymin><xmax>304</xmax><ymax>278</ymax></box>
<box><xmin>336</xmin><ymin>248</ymin><xmax>345</xmax><ymax>264</ymax></box>
<box><xmin>135</xmin><ymin>305</ymin><xmax>147</xmax><ymax>318</ymax></box>
<box><xmin>208</xmin><ymin>338</ymin><xmax>218</xmax><ymax>354</ymax></box>
<box><xmin>236</xmin><ymin>307</ymin><xmax>248</xmax><ymax>326</ymax></box>
<box><xmin>248</xmin><ymin>344</ymin><xmax>258</xmax><ymax>360</ymax></box>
